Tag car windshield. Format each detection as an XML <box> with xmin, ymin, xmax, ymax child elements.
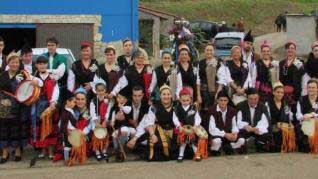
<box><xmin>215</xmin><ymin>37</ymin><xmax>241</xmax><ymax>49</ymax></box>
<box><xmin>32</xmin><ymin>54</ymin><xmax>74</xmax><ymax>69</ymax></box>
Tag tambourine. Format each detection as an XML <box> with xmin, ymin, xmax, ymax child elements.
<box><xmin>93</xmin><ymin>127</ymin><xmax>108</xmax><ymax>139</ymax></box>
<box><xmin>301</xmin><ymin>119</ymin><xmax>316</xmax><ymax>137</ymax></box>
<box><xmin>195</xmin><ymin>125</ymin><xmax>208</xmax><ymax>139</ymax></box>
<box><xmin>183</xmin><ymin>125</ymin><xmax>194</xmax><ymax>135</ymax></box>
<box><xmin>68</xmin><ymin>129</ymin><xmax>84</xmax><ymax>148</ymax></box>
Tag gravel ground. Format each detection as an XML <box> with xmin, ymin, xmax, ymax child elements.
<box><xmin>1</xmin><ymin>152</ymin><xmax>318</xmax><ymax>179</ymax></box>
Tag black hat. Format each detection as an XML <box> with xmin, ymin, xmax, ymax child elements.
<box><xmin>36</xmin><ymin>55</ymin><xmax>48</xmax><ymax>64</ymax></box>
<box><xmin>118</xmin><ymin>87</ymin><xmax>130</xmax><ymax>99</ymax></box>
<box><xmin>244</xmin><ymin>30</ymin><xmax>254</xmax><ymax>43</ymax></box>
<box><xmin>20</xmin><ymin>45</ymin><xmax>32</xmax><ymax>55</ymax></box>
<box><xmin>63</xmin><ymin>89</ymin><xmax>75</xmax><ymax>101</ymax></box>
<box><xmin>217</xmin><ymin>88</ymin><xmax>230</xmax><ymax>99</ymax></box>
<box><xmin>246</xmin><ymin>87</ymin><xmax>258</xmax><ymax>96</ymax></box>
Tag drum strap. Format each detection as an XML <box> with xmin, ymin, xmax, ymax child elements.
<box><xmin>1</xmin><ymin>90</ymin><xmax>15</xmax><ymax>99</ymax></box>
<box><xmin>157</xmin><ymin>125</ymin><xmax>169</xmax><ymax>157</ymax></box>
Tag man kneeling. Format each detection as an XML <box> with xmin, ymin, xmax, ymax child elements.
<box><xmin>209</xmin><ymin>89</ymin><xmax>244</xmax><ymax>156</ymax></box>
<box><xmin>237</xmin><ymin>88</ymin><xmax>270</xmax><ymax>153</ymax></box>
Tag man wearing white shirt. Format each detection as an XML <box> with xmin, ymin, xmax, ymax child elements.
<box><xmin>209</xmin><ymin>89</ymin><xmax>245</xmax><ymax>156</ymax></box>
<box><xmin>237</xmin><ymin>88</ymin><xmax>270</xmax><ymax>153</ymax></box>
<box><xmin>20</xmin><ymin>46</ymin><xmax>35</xmax><ymax>74</ymax></box>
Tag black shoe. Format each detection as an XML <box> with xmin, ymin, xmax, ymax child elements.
<box><xmin>103</xmin><ymin>153</ymin><xmax>109</xmax><ymax>163</ymax></box>
<box><xmin>96</xmin><ymin>154</ymin><xmax>103</xmax><ymax>161</ymax></box>
<box><xmin>0</xmin><ymin>155</ymin><xmax>9</xmax><ymax>164</ymax></box>
<box><xmin>14</xmin><ymin>156</ymin><xmax>22</xmax><ymax>162</ymax></box>
<box><xmin>177</xmin><ymin>156</ymin><xmax>183</xmax><ymax>163</ymax></box>
<box><xmin>209</xmin><ymin>150</ymin><xmax>221</xmax><ymax>156</ymax></box>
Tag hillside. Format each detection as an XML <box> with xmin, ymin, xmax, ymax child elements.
<box><xmin>140</xmin><ymin>0</ymin><xmax>318</xmax><ymax>36</ymax></box>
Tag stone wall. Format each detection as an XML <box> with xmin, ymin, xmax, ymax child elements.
<box><xmin>0</xmin><ymin>14</ymin><xmax>113</xmax><ymax>60</ymax></box>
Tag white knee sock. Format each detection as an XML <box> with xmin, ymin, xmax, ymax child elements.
<box><xmin>179</xmin><ymin>143</ymin><xmax>187</xmax><ymax>157</ymax></box>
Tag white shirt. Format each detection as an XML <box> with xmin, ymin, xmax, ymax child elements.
<box><xmin>22</xmin><ymin>62</ymin><xmax>33</xmax><ymax>74</ymax></box>
<box><xmin>39</xmin><ymin>73</ymin><xmax>59</xmax><ymax>103</ymax></box>
<box><xmin>209</xmin><ymin>105</ymin><xmax>239</xmax><ymax>137</ymax></box>
<box><xmin>172</xmin><ymin>105</ymin><xmax>201</xmax><ymax>128</ymax></box>
<box><xmin>236</xmin><ymin>105</ymin><xmax>269</xmax><ymax>134</ymax></box>
<box><xmin>0</xmin><ymin>54</ymin><xmax>3</xmax><ymax>67</ymax></box>
<box><xmin>132</xmin><ymin>103</ymin><xmax>141</xmax><ymax>121</ymax></box>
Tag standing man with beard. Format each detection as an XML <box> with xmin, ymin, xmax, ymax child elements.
<box><xmin>241</xmin><ymin>30</ymin><xmax>260</xmax><ymax>87</ymax></box>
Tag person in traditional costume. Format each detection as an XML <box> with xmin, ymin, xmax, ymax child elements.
<box><xmin>117</xmin><ymin>39</ymin><xmax>134</xmax><ymax>73</ymax></box>
<box><xmin>149</xmin><ymin>51</ymin><xmax>173</xmax><ymax>102</ymax></box>
<box><xmin>173</xmin><ymin>87</ymin><xmax>207</xmax><ymax>162</ymax></box>
<box><xmin>279</xmin><ymin>41</ymin><xmax>304</xmax><ymax>108</ymax></box>
<box><xmin>296</xmin><ymin>79</ymin><xmax>318</xmax><ymax>153</ymax></box>
<box><xmin>241</xmin><ymin>30</ymin><xmax>259</xmax><ymax>84</ymax></box>
<box><xmin>175</xmin><ymin>47</ymin><xmax>199</xmax><ymax>104</ymax></box>
<box><xmin>58</xmin><ymin>90</ymin><xmax>77</xmax><ymax>165</ymax></box>
<box><xmin>0</xmin><ymin>36</ymin><xmax>7</xmax><ymax>72</ymax></box>
<box><xmin>68</xmin><ymin>41</ymin><xmax>98</xmax><ymax>101</ymax></box>
<box><xmin>94</xmin><ymin>45</ymin><xmax>120</xmax><ymax>94</ymax></box>
<box><xmin>265</xmin><ymin>82</ymin><xmax>295</xmax><ymax>153</ymax></box>
<box><xmin>109</xmin><ymin>49</ymin><xmax>153</xmax><ymax>101</ymax></box>
<box><xmin>126</xmin><ymin>86</ymin><xmax>149</xmax><ymax>128</ymax></box>
<box><xmin>226</xmin><ymin>46</ymin><xmax>253</xmax><ymax>106</ymax></box>
<box><xmin>0</xmin><ymin>53</ymin><xmax>43</xmax><ymax>164</ymax></box>
<box><xmin>255</xmin><ymin>40</ymin><xmax>280</xmax><ymax>102</ymax></box>
<box><xmin>42</xmin><ymin>37</ymin><xmax>67</xmax><ymax>90</ymax></box>
<box><xmin>302</xmin><ymin>41</ymin><xmax>318</xmax><ymax>96</ymax></box>
<box><xmin>197</xmin><ymin>43</ymin><xmax>225</xmax><ymax>130</ymax></box>
<box><xmin>237</xmin><ymin>88</ymin><xmax>270</xmax><ymax>153</ymax></box>
<box><xmin>89</xmin><ymin>78</ymin><xmax>109</xmax><ymax>161</ymax></box>
<box><xmin>127</xmin><ymin>85</ymin><xmax>177</xmax><ymax>161</ymax></box>
<box><xmin>19</xmin><ymin>45</ymin><xmax>36</xmax><ymax>74</ymax></box>
<box><xmin>30</xmin><ymin>56</ymin><xmax>60</xmax><ymax>159</ymax></box>
<box><xmin>108</xmin><ymin>88</ymin><xmax>136</xmax><ymax>162</ymax></box>
<box><xmin>65</xmin><ymin>87</ymin><xmax>92</xmax><ymax>166</ymax></box>
<box><xmin>208</xmin><ymin>88</ymin><xmax>245</xmax><ymax>156</ymax></box>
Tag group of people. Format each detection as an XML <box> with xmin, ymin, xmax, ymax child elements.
<box><xmin>0</xmin><ymin>29</ymin><xmax>318</xmax><ymax>166</ymax></box>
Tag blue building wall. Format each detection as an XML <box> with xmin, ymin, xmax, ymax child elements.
<box><xmin>0</xmin><ymin>0</ymin><xmax>139</xmax><ymax>42</ymax></box>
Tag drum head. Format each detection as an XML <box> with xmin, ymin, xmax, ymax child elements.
<box><xmin>195</xmin><ymin>125</ymin><xmax>208</xmax><ymax>139</ymax></box>
<box><xmin>302</xmin><ymin>120</ymin><xmax>315</xmax><ymax>137</ymax></box>
<box><xmin>16</xmin><ymin>81</ymin><xmax>34</xmax><ymax>102</ymax></box>
<box><xmin>94</xmin><ymin>128</ymin><xmax>107</xmax><ymax>139</ymax></box>
<box><xmin>68</xmin><ymin>129</ymin><xmax>83</xmax><ymax>147</ymax></box>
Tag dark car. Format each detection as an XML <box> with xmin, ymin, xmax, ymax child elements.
<box><xmin>190</xmin><ymin>20</ymin><xmax>218</xmax><ymax>40</ymax></box>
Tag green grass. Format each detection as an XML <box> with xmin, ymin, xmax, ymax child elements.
<box><xmin>141</xmin><ymin>0</ymin><xmax>318</xmax><ymax>35</ymax></box>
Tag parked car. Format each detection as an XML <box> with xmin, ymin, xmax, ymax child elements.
<box><xmin>190</xmin><ymin>20</ymin><xmax>218</xmax><ymax>40</ymax></box>
<box><xmin>213</xmin><ymin>32</ymin><xmax>245</xmax><ymax>59</ymax></box>
<box><xmin>18</xmin><ymin>48</ymin><xmax>76</xmax><ymax>69</ymax></box>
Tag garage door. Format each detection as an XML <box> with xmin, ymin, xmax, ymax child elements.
<box><xmin>36</xmin><ymin>23</ymin><xmax>94</xmax><ymax>59</ymax></box>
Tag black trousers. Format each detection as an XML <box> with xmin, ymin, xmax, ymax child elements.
<box><xmin>239</xmin><ymin>129</ymin><xmax>271</xmax><ymax>152</ymax></box>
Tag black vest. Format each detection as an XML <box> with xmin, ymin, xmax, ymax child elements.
<box><xmin>154</xmin><ymin>65</ymin><xmax>171</xmax><ymax>88</ymax></box>
<box><xmin>71</xmin><ymin>59</ymin><xmax>97</xmax><ymax>88</ymax></box>
<box><xmin>152</xmin><ymin>102</ymin><xmax>174</xmax><ymax>130</ymax></box>
<box><xmin>174</xmin><ymin>104</ymin><xmax>197</xmax><ymax>126</ymax></box>
<box><xmin>237</xmin><ymin>101</ymin><xmax>269</xmax><ymax>127</ymax></box>
<box><xmin>198</xmin><ymin>58</ymin><xmax>221</xmax><ymax>86</ymax></box>
<box><xmin>210</xmin><ymin>104</ymin><xmax>237</xmax><ymax>133</ymax></box>
<box><xmin>299</xmin><ymin>95</ymin><xmax>318</xmax><ymax>114</ymax></box>
<box><xmin>267</xmin><ymin>98</ymin><xmax>290</xmax><ymax>125</ymax></box>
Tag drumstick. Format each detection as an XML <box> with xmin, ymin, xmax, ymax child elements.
<box><xmin>111</xmin><ymin>125</ymin><xmax>127</xmax><ymax>160</ymax></box>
